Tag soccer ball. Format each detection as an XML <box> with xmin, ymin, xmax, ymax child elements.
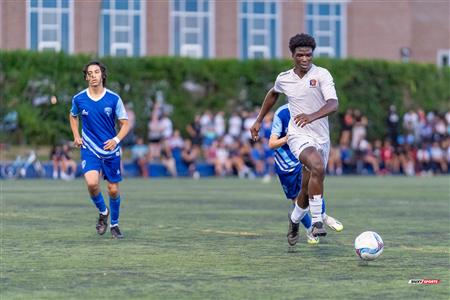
<box><xmin>354</xmin><ymin>231</ymin><xmax>384</xmax><ymax>261</ymax></box>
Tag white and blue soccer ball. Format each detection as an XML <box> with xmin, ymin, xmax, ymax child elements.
<box><xmin>354</xmin><ymin>231</ymin><xmax>384</xmax><ymax>261</ymax></box>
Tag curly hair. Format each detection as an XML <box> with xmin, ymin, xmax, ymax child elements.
<box><xmin>289</xmin><ymin>33</ymin><xmax>316</xmax><ymax>54</ymax></box>
<box><xmin>83</xmin><ymin>60</ymin><xmax>107</xmax><ymax>86</ymax></box>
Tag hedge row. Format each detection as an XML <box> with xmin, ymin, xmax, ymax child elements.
<box><xmin>1</xmin><ymin>50</ymin><xmax>449</xmax><ymax>145</ymax></box>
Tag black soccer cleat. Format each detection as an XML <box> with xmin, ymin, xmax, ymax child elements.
<box><xmin>311</xmin><ymin>221</ymin><xmax>327</xmax><ymax>237</ymax></box>
<box><xmin>287</xmin><ymin>214</ymin><xmax>300</xmax><ymax>246</ymax></box>
<box><xmin>96</xmin><ymin>209</ymin><xmax>109</xmax><ymax>235</ymax></box>
<box><xmin>110</xmin><ymin>226</ymin><xmax>124</xmax><ymax>239</ymax></box>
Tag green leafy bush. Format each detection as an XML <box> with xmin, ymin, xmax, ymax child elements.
<box><xmin>1</xmin><ymin>50</ymin><xmax>448</xmax><ymax>145</ymax></box>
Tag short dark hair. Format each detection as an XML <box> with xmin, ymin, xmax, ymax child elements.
<box><xmin>289</xmin><ymin>33</ymin><xmax>316</xmax><ymax>54</ymax></box>
<box><xmin>83</xmin><ymin>60</ymin><xmax>107</xmax><ymax>86</ymax></box>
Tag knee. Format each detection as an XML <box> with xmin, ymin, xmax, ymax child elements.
<box><xmin>108</xmin><ymin>183</ymin><xmax>120</xmax><ymax>198</ymax></box>
<box><xmin>310</xmin><ymin>160</ymin><xmax>325</xmax><ymax>178</ymax></box>
<box><xmin>86</xmin><ymin>181</ymin><xmax>99</xmax><ymax>194</ymax></box>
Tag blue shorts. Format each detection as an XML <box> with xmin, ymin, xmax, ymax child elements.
<box><xmin>276</xmin><ymin>165</ymin><xmax>302</xmax><ymax>200</ymax></box>
<box><xmin>81</xmin><ymin>148</ymin><xmax>122</xmax><ymax>183</ymax></box>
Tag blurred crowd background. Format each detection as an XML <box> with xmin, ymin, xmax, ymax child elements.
<box><xmin>47</xmin><ymin>101</ymin><xmax>449</xmax><ymax>180</ymax></box>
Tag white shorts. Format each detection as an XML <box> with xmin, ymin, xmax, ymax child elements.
<box><xmin>287</xmin><ymin>134</ymin><xmax>330</xmax><ymax>169</ymax></box>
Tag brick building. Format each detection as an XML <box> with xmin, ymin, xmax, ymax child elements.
<box><xmin>1</xmin><ymin>0</ymin><xmax>449</xmax><ymax>65</ymax></box>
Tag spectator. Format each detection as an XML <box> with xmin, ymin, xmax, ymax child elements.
<box><xmin>186</xmin><ymin>114</ymin><xmax>203</xmax><ymax>154</ymax></box>
<box><xmin>397</xmin><ymin>144</ymin><xmax>415</xmax><ymax>176</ymax></box>
<box><xmin>351</xmin><ymin>109</ymin><xmax>368</xmax><ymax>150</ymax></box>
<box><xmin>327</xmin><ymin>146</ymin><xmax>343</xmax><ymax>175</ymax></box>
<box><xmin>50</xmin><ymin>145</ymin><xmax>64</xmax><ymax>179</ymax></box>
<box><xmin>430</xmin><ymin>141</ymin><xmax>448</xmax><ymax>174</ymax></box>
<box><xmin>147</xmin><ymin>102</ymin><xmax>163</xmax><ymax>161</ymax></box>
<box><xmin>387</xmin><ymin>105</ymin><xmax>400</xmax><ymax>145</ymax></box>
<box><xmin>416</xmin><ymin>143</ymin><xmax>431</xmax><ymax>175</ymax></box>
<box><xmin>340</xmin><ymin>108</ymin><xmax>354</xmax><ymax>146</ymax></box>
<box><xmin>214</xmin><ymin>111</ymin><xmax>226</xmax><ymax>137</ymax></box>
<box><xmin>229</xmin><ymin>139</ymin><xmax>252</xmax><ymax>178</ymax></box>
<box><xmin>181</xmin><ymin>139</ymin><xmax>199</xmax><ymax>178</ymax></box>
<box><xmin>358</xmin><ymin>139</ymin><xmax>380</xmax><ymax>175</ymax></box>
<box><xmin>340</xmin><ymin>141</ymin><xmax>355</xmax><ymax>174</ymax></box>
<box><xmin>161</xmin><ymin>139</ymin><xmax>177</xmax><ymax>177</ymax></box>
<box><xmin>160</xmin><ymin>112</ymin><xmax>173</xmax><ymax>141</ymax></box>
<box><xmin>250</xmin><ymin>140</ymin><xmax>266</xmax><ymax>176</ymax></box>
<box><xmin>214</xmin><ymin>138</ymin><xmax>232</xmax><ymax>176</ymax></box>
<box><xmin>61</xmin><ymin>143</ymin><xmax>77</xmax><ymax>180</ymax></box>
<box><xmin>130</xmin><ymin>137</ymin><xmax>149</xmax><ymax>177</ymax></box>
<box><xmin>228</xmin><ymin>111</ymin><xmax>242</xmax><ymax>139</ymax></box>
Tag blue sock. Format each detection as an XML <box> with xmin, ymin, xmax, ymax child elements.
<box><xmin>110</xmin><ymin>196</ymin><xmax>121</xmax><ymax>226</ymax></box>
<box><xmin>300</xmin><ymin>213</ymin><xmax>312</xmax><ymax>229</ymax></box>
<box><xmin>322</xmin><ymin>198</ymin><xmax>326</xmax><ymax>214</ymax></box>
<box><xmin>91</xmin><ymin>193</ymin><xmax>107</xmax><ymax>213</ymax></box>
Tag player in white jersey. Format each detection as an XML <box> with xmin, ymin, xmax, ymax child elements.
<box><xmin>270</xmin><ymin>104</ymin><xmax>343</xmax><ymax>246</ymax></box>
<box><xmin>69</xmin><ymin>61</ymin><xmax>130</xmax><ymax>239</ymax></box>
<box><xmin>251</xmin><ymin>33</ymin><xmax>341</xmax><ymax>243</ymax></box>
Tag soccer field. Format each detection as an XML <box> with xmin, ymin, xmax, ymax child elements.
<box><xmin>1</xmin><ymin>176</ymin><xmax>449</xmax><ymax>299</ymax></box>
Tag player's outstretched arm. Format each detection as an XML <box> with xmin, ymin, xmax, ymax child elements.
<box><xmin>268</xmin><ymin>134</ymin><xmax>288</xmax><ymax>149</ymax></box>
<box><xmin>69</xmin><ymin>114</ymin><xmax>83</xmax><ymax>147</ymax></box>
<box><xmin>250</xmin><ymin>88</ymin><xmax>280</xmax><ymax>141</ymax></box>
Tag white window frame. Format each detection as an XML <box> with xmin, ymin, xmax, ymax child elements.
<box><xmin>27</xmin><ymin>0</ymin><xmax>74</xmax><ymax>53</ymax></box>
<box><xmin>437</xmin><ymin>49</ymin><xmax>450</xmax><ymax>67</ymax></box>
<box><xmin>306</xmin><ymin>0</ymin><xmax>348</xmax><ymax>58</ymax></box>
<box><xmin>238</xmin><ymin>0</ymin><xmax>280</xmax><ymax>59</ymax></box>
<box><xmin>170</xmin><ymin>0</ymin><xmax>215</xmax><ymax>58</ymax></box>
<box><xmin>100</xmin><ymin>0</ymin><xmax>146</xmax><ymax>57</ymax></box>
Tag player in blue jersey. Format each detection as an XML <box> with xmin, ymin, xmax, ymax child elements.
<box><xmin>69</xmin><ymin>61</ymin><xmax>130</xmax><ymax>239</ymax></box>
<box><xmin>269</xmin><ymin>104</ymin><xmax>343</xmax><ymax>246</ymax></box>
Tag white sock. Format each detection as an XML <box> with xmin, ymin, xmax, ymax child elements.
<box><xmin>290</xmin><ymin>203</ymin><xmax>308</xmax><ymax>224</ymax></box>
<box><xmin>322</xmin><ymin>212</ymin><xmax>328</xmax><ymax>220</ymax></box>
<box><xmin>310</xmin><ymin>195</ymin><xmax>323</xmax><ymax>224</ymax></box>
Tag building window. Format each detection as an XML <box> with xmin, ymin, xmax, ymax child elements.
<box><xmin>100</xmin><ymin>0</ymin><xmax>145</xmax><ymax>57</ymax></box>
<box><xmin>306</xmin><ymin>1</ymin><xmax>346</xmax><ymax>58</ymax></box>
<box><xmin>170</xmin><ymin>0</ymin><xmax>214</xmax><ymax>58</ymax></box>
<box><xmin>239</xmin><ymin>0</ymin><xmax>279</xmax><ymax>59</ymax></box>
<box><xmin>28</xmin><ymin>0</ymin><xmax>73</xmax><ymax>53</ymax></box>
<box><xmin>437</xmin><ymin>49</ymin><xmax>450</xmax><ymax>67</ymax></box>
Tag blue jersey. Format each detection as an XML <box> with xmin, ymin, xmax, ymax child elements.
<box><xmin>71</xmin><ymin>88</ymin><xmax>128</xmax><ymax>158</ymax></box>
<box><xmin>271</xmin><ymin>104</ymin><xmax>301</xmax><ymax>174</ymax></box>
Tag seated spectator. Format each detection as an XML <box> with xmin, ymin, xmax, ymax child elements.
<box><xmin>50</xmin><ymin>145</ymin><xmax>63</xmax><ymax>179</ymax></box>
<box><xmin>328</xmin><ymin>145</ymin><xmax>343</xmax><ymax>175</ymax></box>
<box><xmin>430</xmin><ymin>141</ymin><xmax>448</xmax><ymax>174</ymax></box>
<box><xmin>358</xmin><ymin>139</ymin><xmax>380</xmax><ymax>175</ymax></box>
<box><xmin>229</xmin><ymin>139</ymin><xmax>252</xmax><ymax>178</ymax></box>
<box><xmin>148</xmin><ymin>102</ymin><xmax>163</xmax><ymax>161</ymax></box>
<box><xmin>381</xmin><ymin>140</ymin><xmax>400</xmax><ymax>174</ymax></box>
<box><xmin>351</xmin><ymin>109</ymin><xmax>368</xmax><ymax>150</ymax></box>
<box><xmin>130</xmin><ymin>137</ymin><xmax>149</xmax><ymax>177</ymax></box>
<box><xmin>397</xmin><ymin>144</ymin><xmax>415</xmax><ymax>176</ymax></box>
<box><xmin>61</xmin><ymin>143</ymin><xmax>77</xmax><ymax>180</ymax></box>
<box><xmin>181</xmin><ymin>139</ymin><xmax>199</xmax><ymax>178</ymax></box>
<box><xmin>161</xmin><ymin>140</ymin><xmax>177</xmax><ymax>177</ymax></box>
<box><xmin>339</xmin><ymin>108</ymin><xmax>353</xmax><ymax>146</ymax></box>
<box><xmin>250</xmin><ymin>140</ymin><xmax>266</xmax><ymax>176</ymax></box>
<box><xmin>416</xmin><ymin>143</ymin><xmax>431</xmax><ymax>175</ymax></box>
<box><xmin>339</xmin><ymin>141</ymin><xmax>355</xmax><ymax>174</ymax></box>
<box><xmin>214</xmin><ymin>138</ymin><xmax>232</xmax><ymax>177</ymax></box>
<box><xmin>168</xmin><ymin>129</ymin><xmax>184</xmax><ymax>162</ymax></box>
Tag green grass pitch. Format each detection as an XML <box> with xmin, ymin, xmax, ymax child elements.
<box><xmin>1</xmin><ymin>176</ymin><xmax>449</xmax><ymax>299</ymax></box>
